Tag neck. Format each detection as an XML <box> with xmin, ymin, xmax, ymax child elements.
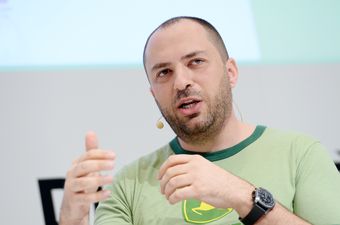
<box><xmin>178</xmin><ymin>111</ymin><xmax>255</xmax><ymax>152</ymax></box>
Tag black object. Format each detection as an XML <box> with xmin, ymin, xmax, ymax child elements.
<box><xmin>38</xmin><ymin>178</ymin><xmax>101</xmax><ymax>225</ymax></box>
<box><xmin>38</xmin><ymin>178</ymin><xmax>65</xmax><ymax>225</ymax></box>
<box><xmin>240</xmin><ymin>187</ymin><xmax>275</xmax><ymax>225</ymax></box>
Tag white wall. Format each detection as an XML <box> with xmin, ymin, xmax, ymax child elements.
<box><xmin>0</xmin><ymin>63</ymin><xmax>339</xmax><ymax>224</ymax></box>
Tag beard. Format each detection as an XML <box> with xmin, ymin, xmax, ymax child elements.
<box><xmin>156</xmin><ymin>74</ymin><xmax>233</xmax><ymax>146</ymax></box>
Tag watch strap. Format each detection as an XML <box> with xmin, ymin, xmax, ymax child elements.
<box><xmin>240</xmin><ymin>204</ymin><xmax>266</xmax><ymax>225</ymax></box>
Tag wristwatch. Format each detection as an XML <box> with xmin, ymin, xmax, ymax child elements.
<box><xmin>240</xmin><ymin>187</ymin><xmax>275</xmax><ymax>225</ymax></box>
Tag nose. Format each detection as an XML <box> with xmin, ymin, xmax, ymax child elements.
<box><xmin>173</xmin><ymin>66</ymin><xmax>193</xmax><ymax>91</ymax></box>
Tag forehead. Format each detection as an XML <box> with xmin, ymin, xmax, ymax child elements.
<box><xmin>145</xmin><ymin>20</ymin><xmax>216</xmax><ymax>67</ymax></box>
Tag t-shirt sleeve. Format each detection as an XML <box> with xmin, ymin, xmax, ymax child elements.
<box><xmin>94</xmin><ymin>169</ymin><xmax>133</xmax><ymax>225</ymax></box>
<box><xmin>293</xmin><ymin>140</ymin><xmax>340</xmax><ymax>224</ymax></box>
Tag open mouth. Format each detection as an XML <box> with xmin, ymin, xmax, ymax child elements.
<box><xmin>178</xmin><ymin>99</ymin><xmax>201</xmax><ymax>109</ymax></box>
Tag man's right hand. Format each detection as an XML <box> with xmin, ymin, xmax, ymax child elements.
<box><xmin>59</xmin><ymin>131</ymin><xmax>115</xmax><ymax>225</ymax></box>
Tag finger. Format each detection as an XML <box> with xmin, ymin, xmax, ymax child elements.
<box><xmin>168</xmin><ymin>186</ymin><xmax>196</xmax><ymax>205</ymax></box>
<box><xmin>74</xmin><ymin>189</ymin><xmax>112</xmax><ymax>205</ymax></box>
<box><xmin>163</xmin><ymin>173</ymin><xmax>192</xmax><ymax>198</ymax></box>
<box><xmin>73</xmin><ymin>159</ymin><xmax>114</xmax><ymax>177</ymax></box>
<box><xmin>160</xmin><ymin>163</ymin><xmax>187</xmax><ymax>194</ymax></box>
<box><xmin>85</xmin><ymin>131</ymin><xmax>98</xmax><ymax>151</ymax></box>
<box><xmin>158</xmin><ymin>154</ymin><xmax>192</xmax><ymax>180</ymax></box>
<box><xmin>77</xmin><ymin>149</ymin><xmax>116</xmax><ymax>163</ymax></box>
<box><xmin>69</xmin><ymin>175</ymin><xmax>113</xmax><ymax>193</ymax></box>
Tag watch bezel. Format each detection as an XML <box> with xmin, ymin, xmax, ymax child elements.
<box><xmin>240</xmin><ymin>187</ymin><xmax>275</xmax><ymax>225</ymax></box>
<box><xmin>254</xmin><ymin>187</ymin><xmax>275</xmax><ymax>211</ymax></box>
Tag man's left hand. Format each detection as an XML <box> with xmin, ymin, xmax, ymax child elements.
<box><xmin>157</xmin><ymin>154</ymin><xmax>253</xmax><ymax>211</ymax></box>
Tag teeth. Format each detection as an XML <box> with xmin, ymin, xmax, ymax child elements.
<box><xmin>183</xmin><ymin>100</ymin><xmax>194</xmax><ymax>104</ymax></box>
<box><xmin>182</xmin><ymin>102</ymin><xmax>196</xmax><ymax>109</ymax></box>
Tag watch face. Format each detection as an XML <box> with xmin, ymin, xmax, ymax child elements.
<box><xmin>256</xmin><ymin>188</ymin><xmax>275</xmax><ymax>208</ymax></box>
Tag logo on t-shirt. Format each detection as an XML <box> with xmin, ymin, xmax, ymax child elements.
<box><xmin>182</xmin><ymin>199</ymin><xmax>233</xmax><ymax>224</ymax></box>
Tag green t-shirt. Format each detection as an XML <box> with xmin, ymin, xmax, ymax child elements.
<box><xmin>95</xmin><ymin>126</ymin><xmax>340</xmax><ymax>225</ymax></box>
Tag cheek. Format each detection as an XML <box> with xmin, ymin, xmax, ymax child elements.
<box><xmin>201</xmin><ymin>73</ymin><xmax>226</xmax><ymax>100</ymax></box>
<box><xmin>153</xmin><ymin>86</ymin><xmax>172</xmax><ymax>106</ymax></box>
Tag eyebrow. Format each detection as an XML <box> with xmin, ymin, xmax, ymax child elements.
<box><xmin>151</xmin><ymin>62</ymin><xmax>171</xmax><ymax>73</ymax></box>
<box><xmin>181</xmin><ymin>50</ymin><xmax>206</xmax><ymax>60</ymax></box>
<box><xmin>151</xmin><ymin>50</ymin><xmax>206</xmax><ymax>72</ymax></box>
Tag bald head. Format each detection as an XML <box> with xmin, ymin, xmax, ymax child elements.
<box><xmin>143</xmin><ymin>16</ymin><xmax>229</xmax><ymax>76</ymax></box>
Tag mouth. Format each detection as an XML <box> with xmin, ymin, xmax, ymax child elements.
<box><xmin>176</xmin><ymin>97</ymin><xmax>203</xmax><ymax>117</ymax></box>
<box><xmin>178</xmin><ymin>99</ymin><xmax>201</xmax><ymax>109</ymax></box>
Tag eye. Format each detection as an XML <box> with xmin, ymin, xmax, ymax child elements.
<box><xmin>190</xmin><ymin>58</ymin><xmax>204</xmax><ymax>66</ymax></box>
<box><xmin>157</xmin><ymin>68</ymin><xmax>171</xmax><ymax>77</ymax></box>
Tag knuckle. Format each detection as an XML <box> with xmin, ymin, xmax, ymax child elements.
<box><xmin>77</xmin><ymin>178</ymin><xmax>87</xmax><ymax>189</ymax></box>
<box><xmin>78</xmin><ymin>152</ymin><xmax>88</xmax><ymax>161</ymax></box>
<box><xmin>172</xmin><ymin>191</ymin><xmax>181</xmax><ymax>202</ymax></box>
<box><xmin>163</xmin><ymin>174</ymin><xmax>171</xmax><ymax>184</ymax></box>
<box><xmin>162</xmin><ymin>174</ymin><xmax>170</xmax><ymax>184</ymax></box>
<box><xmin>63</xmin><ymin>181</ymin><xmax>71</xmax><ymax>191</ymax></box>
<box><xmin>87</xmin><ymin>150</ymin><xmax>96</xmax><ymax>157</ymax></box>
<box><xmin>87</xmin><ymin>150</ymin><xmax>99</xmax><ymax>159</ymax></box>
<box><xmin>80</xmin><ymin>162</ymin><xmax>87</xmax><ymax>170</ymax></box>
<box><xmin>66</xmin><ymin>169</ymin><xmax>73</xmax><ymax>178</ymax></box>
<box><xmin>168</xmin><ymin>155</ymin><xmax>177</xmax><ymax>163</ymax></box>
<box><xmin>167</xmin><ymin>179</ymin><xmax>176</xmax><ymax>189</ymax></box>
<box><xmin>168</xmin><ymin>197</ymin><xmax>175</xmax><ymax>204</ymax></box>
<box><xmin>68</xmin><ymin>180</ymin><xmax>77</xmax><ymax>192</ymax></box>
<box><xmin>169</xmin><ymin>166</ymin><xmax>176</xmax><ymax>176</ymax></box>
<box><xmin>71</xmin><ymin>179</ymin><xmax>83</xmax><ymax>192</ymax></box>
<box><xmin>66</xmin><ymin>164</ymin><xmax>77</xmax><ymax>177</ymax></box>
<box><xmin>160</xmin><ymin>179</ymin><xmax>166</xmax><ymax>189</ymax></box>
<box><xmin>173</xmin><ymin>191</ymin><xmax>180</xmax><ymax>199</ymax></box>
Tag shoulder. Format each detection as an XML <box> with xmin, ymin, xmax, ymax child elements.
<box><xmin>260</xmin><ymin>126</ymin><xmax>329</xmax><ymax>162</ymax></box>
<box><xmin>262</xmin><ymin>126</ymin><xmax>321</xmax><ymax>148</ymax></box>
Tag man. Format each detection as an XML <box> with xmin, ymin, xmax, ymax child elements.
<box><xmin>60</xmin><ymin>17</ymin><xmax>340</xmax><ymax>225</ymax></box>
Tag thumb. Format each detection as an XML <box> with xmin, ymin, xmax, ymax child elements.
<box><xmin>85</xmin><ymin>131</ymin><xmax>98</xmax><ymax>151</ymax></box>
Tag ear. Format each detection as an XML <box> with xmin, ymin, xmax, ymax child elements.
<box><xmin>225</xmin><ymin>58</ymin><xmax>239</xmax><ymax>88</ymax></box>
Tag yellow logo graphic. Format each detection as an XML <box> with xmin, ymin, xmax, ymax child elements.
<box><xmin>183</xmin><ymin>199</ymin><xmax>233</xmax><ymax>224</ymax></box>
